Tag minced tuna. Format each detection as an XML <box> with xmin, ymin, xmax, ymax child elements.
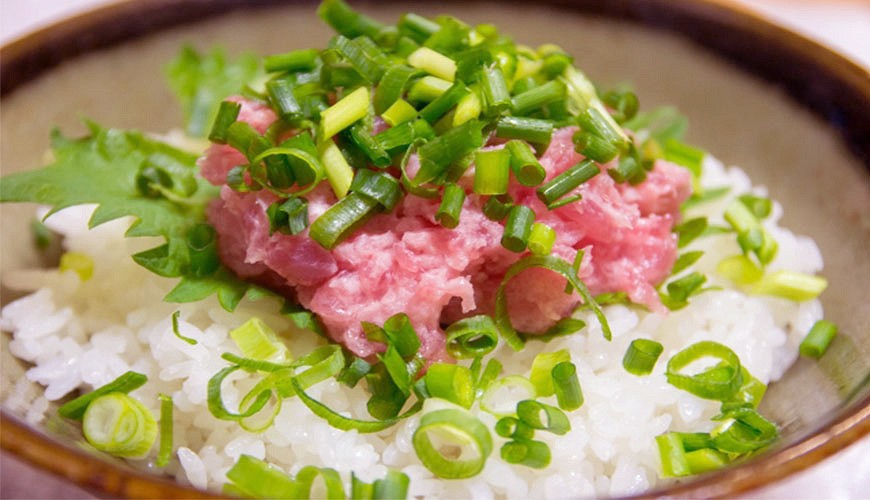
<box><xmin>200</xmin><ymin>98</ymin><xmax>692</xmax><ymax>361</ymax></box>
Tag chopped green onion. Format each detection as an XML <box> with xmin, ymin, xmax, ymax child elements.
<box><xmin>530</xmin><ymin>349</ymin><xmax>570</xmax><ymax>397</ymax></box>
<box><xmin>483</xmin><ymin>194</ymin><xmax>513</xmax><ymax>221</ymax></box>
<box><xmin>318</xmin><ymin>0</ymin><xmax>385</xmax><ymax>40</ymax></box>
<box><xmin>536</xmin><ymin>159</ymin><xmax>599</xmax><ymax>208</ymax></box>
<box><xmin>398</xmin><ymin>13</ymin><xmax>440</xmax><ymax>43</ymax></box>
<box><xmin>412</xmin><ymin>408</ymin><xmax>493</xmax><ymax>479</ymax></box>
<box><xmin>474</xmin><ymin>148</ymin><xmax>511</xmax><ymax>195</ymax></box>
<box><xmin>511</xmin><ymin>80</ymin><xmax>565</xmax><ymax>116</ymax></box>
<box><xmin>319</xmin><ymin>86</ymin><xmax>370</xmax><ymax>140</ymax></box>
<box><xmin>337</xmin><ymin>357</ymin><xmax>372</xmax><ymax>388</ymax></box>
<box><xmin>453</xmin><ymin>90</ymin><xmax>482</xmax><ymax>126</ymax></box>
<box><xmin>266</xmin><ymin>76</ymin><xmax>303</xmax><ymax>121</ymax></box>
<box><xmin>381</xmin><ymin>98</ymin><xmax>418</xmax><ymax>126</ymax></box>
<box><xmin>623</xmin><ymin>339</ymin><xmax>664</xmax><ymax>376</ymax></box>
<box><xmin>475</xmin><ymin>359</ymin><xmax>503</xmax><ymax>399</ymax></box>
<box><xmin>331</xmin><ymin>35</ymin><xmax>389</xmax><ymax>83</ymax></box>
<box><xmin>607</xmin><ymin>154</ymin><xmax>641</xmax><ymax>184</ymax></box>
<box><xmin>267</xmin><ymin>197</ymin><xmax>309</xmax><ymax>236</ymax></box>
<box><xmin>382</xmin><ymin>312</ymin><xmax>422</xmax><ymax>358</ymax></box>
<box><xmin>505</xmin><ymin>140</ymin><xmax>545</xmax><ymax>186</ymax></box>
<box><xmin>665</xmin><ymin>272</ymin><xmax>707</xmax><ymax>304</ymax></box>
<box><xmin>156</xmin><ymin>393</ymin><xmax>173</xmax><ymax>467</ymax></box>
<box><xmin>436</xmin><ymin>183</ymin><xmax>466</xmax><ymax>228</ymax></box>
<box><xmin>424</xmin><ymin>363</ymin><xmax>475</xmax><ymax>408</ymax></box>
<box><xmin>501</xmin><ymin>204</ymin><xmax>535</xmax><ymax>253</ymax></box>
<box><xmin>495</xmin><ymin>416</ymin><xmax>535</xmax><ymax>440</ymax></box>
<box><xmin>407</xmin><ymin>76</ymin><xmax>453</xmax><ymax>103</ymax></box>
<box><xmin>59</xmin><ymin>251</ymin><xmax>94</xmax><ymax>281</ymax></box>
<box><xmin>292</xmin><ymin>377</ymin><xmax>421</xmax><ymax>432</ymax></box>
<box><xmin>374</xmin><ymin>64</ymin><xmax>417</xmax><ymax>114</ymax></box>
<box><xmin>230</xmin><ymin>317</ymin><xmax>289</xmax><ymax>362</ymax></box>
<box><xmin>225</xmin><ymin>455</ymin><xmax>303</xmax><ymax>498</ymax></box>
<box><xmin>666</xmin><ymin>341</ymin><xmax>743</xmax><ymax>401</ymax></box>
<box><xmin>407</xmin><ymin>47</ymin><xmax>457</xmax><ymax>82</ymax></box>
<box><xmin>207</xmin><ymin>365</ymin><xmax>272</xmax><ymax>421</ymax></box>
<box><xmin>716</xmin><ymin>255</ymin><xmax>763</xmax><ymax>285</ymax></box>
<box><xmin>445</xmin><ymin>314</ymin><xmax>499</xmax><ymax>359</ymax></box>
<box><xmin>169</xmin><ymin>311</ymin><xmax>197</xmax><ymax>345</ymax></box>
<box><xmin>370</xmin><ymin>470</ymin><xmax>410</xmax><ymax>500</ymax></box>
<box><xmin>799</xmin><ymin>319</ymin><xmax>837</xmax><ymax>359</ymax></box>
<box><xmin>495</xmin><ymin>116</ymin><xmax>553</xmax><ymax>145</ymax></box>
<box><xmin>264</xmin><ymin>48</ymin><xmax>319</xmax><ymax>73</ymax></box>
<box><xmin>59</xmin><ymin>371</ymin><xmax>148</xmax><ymax>420</ymax></box>
<box><xmin>481</xmin><ymin>375</ymin><xmax>536</xmax><ymax>416</ymax></box>
<box><xmin>347</xmin><ymin>122</ymin><xmax>391</xmax><ymax>167</ymax></box>
<box><xmin>500</xmin><ymin>439</ymin><xmax>551</xmax><ymax>469</ymax></box>
<box><xmin>419</xmin><ymin>82</ymin><xmax>467</xmax><ymax>124</ymax></box>
<box><xmin>208</xmin><ymin>100</ymin><xmax>242</xmax><ymax>144</ymax></box>
<box><xmin>656</xmin><ymin>433</ymin><xmax>691</xmax><ymax>477</ymax></box>
<box><xmin>479</xmin><ymin>66</ymin><xmax>511</xmax><ymax>117</ymax></box>
<box><xmin>350</xmin><ymin>168</ymin><xmax>402</xmax><ymax>211</ymax></box>
<box><xmin>577</xmin><ymin>106</ymin><xmax>628</xmax><ymax>152</ymax></box>
<box><xmin>686</xmin><ymin>448</ymin><xmax>729</xmax><ymax>474</ymax></box>
<box><xmin>414</xmin><ymin>120</ymin><xmax>484</xmax><ymax>186</ymax></box>
<box><xmin>310</xmin><ymin>192</ymin><xmax>380</xmax><ymax>249</ymax></box>
<box><xmin>573</xmin><ymin>131</ymin><xmax>619</xmax><ymax>164</ymax></box>
<box><xmin>82</xmin><ymin>392</ymin><xmax>157</xmax><ymax>458</ymax></box>
<box><xmin>601</xmin><ymin>88</ymin><xmax>639</xmax><ymax>124</ymax></box>
<box><xmin>516</xmin><ymin>400</ymin><xmax>571</xmax><ymax>435</ymax></box>
<box><xmin>752</xmin><ymin>270</ymin><xmax>828</xmax><ymax>301</ymax></box>
<box><xmin>552</xmin><ymin>362</ymin><xmax>584</xmax><ymax>411</ymax></box>
<box><xmin>380</xmin><ymin>345</ymin><xmax>412</xmax><ymax>396</ymax></box>
<box><xmin>738</xmin><ymin>194</ymin><xmax>772</xmax><ymax>219</ymax></box>
<box><xmin>527</xmin><ymin>222</ymin><xmax>556</xmax><ymax>256</ymax></box>
<box><xmin>711</xmin><ymin>407</ymin><xmax>778</xmax><ymax>454</ymax></box>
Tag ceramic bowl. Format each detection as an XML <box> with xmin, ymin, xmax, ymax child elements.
<box><xmin>1</xmin><ymin>0</ymin><xmax>868</xmax><ymax>497</ymax></box>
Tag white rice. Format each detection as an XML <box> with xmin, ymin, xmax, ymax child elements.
<box><xmin>0</xmin><ymin>154</ymin><xmax>823</xmax><ymax>497</ymax></box>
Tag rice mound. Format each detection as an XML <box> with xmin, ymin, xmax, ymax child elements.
<box><xmin>0</xmin><ymin>155</ymin><xmax>823</xmax><ymax>498</ymax></box>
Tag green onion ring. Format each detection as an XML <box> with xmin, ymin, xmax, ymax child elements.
<box><xmin>666</xmin><ymin>341</ymin><xmax>743</xmax><ymax>400</ymax></box>
<box><xmin>412</xmin><ymin>408</ymin><xmax>493</xmax><ymax>479</ymax></box>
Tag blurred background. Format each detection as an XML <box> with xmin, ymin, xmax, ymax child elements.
<box><xmin>1</xmin><ymin>0</ymin><xmax>868</xmax><ymax>498</ymax></box>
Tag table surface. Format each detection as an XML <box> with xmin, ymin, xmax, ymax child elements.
<box><xmin>1</xmin><ymin>1</ymin><xmax>869</xmax><ymax>499</ymax></box>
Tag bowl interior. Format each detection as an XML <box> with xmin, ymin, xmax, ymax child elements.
<box><xmin>1</xmin><ymin>1</ymin><xmax>869</xmax><ymax>497</ymax></box>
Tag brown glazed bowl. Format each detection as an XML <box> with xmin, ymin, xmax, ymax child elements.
<box><xmin>1</xmin><ymin>0</ymin><xmax>868</xmax><ymax>498</ymax></box>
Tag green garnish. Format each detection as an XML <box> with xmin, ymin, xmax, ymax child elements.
<box><xmin>82</xmin><ymin>392</ymin><xmax>157</xmax><ymax>458</ymax></box>
<box><xmin>799</xmin><ymin>319</ymin><xmax>838</xmax><ymax>359</ymax></box>
<box><xmin>412</xmin><ymin>408</ymin><xmax>493</xmax><ymax>479</ymax></box>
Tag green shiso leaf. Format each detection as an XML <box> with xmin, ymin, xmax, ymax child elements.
<box><xmin>165</xmin><ymin>45</ymin><xmax>261</xmax><ymax>137</ymax></box>
<box><xmin>0</xmin><ymin>121</ymin><xmax>258</xmax><ymax>312</ymax></box>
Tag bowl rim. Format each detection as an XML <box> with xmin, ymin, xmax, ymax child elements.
<box><xmin>1</xmin><ymin>0</ymin><xmax>869</xmax><ymax>498</ymax></box>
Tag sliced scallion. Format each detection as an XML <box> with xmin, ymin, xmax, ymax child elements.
<box><xmin>407</xmin><ymin>47</ymin><xmax>457</xmax><ymax>82</ymax></box>
<box><xmin>412</xmin><ymin>408</ymin><xmax>493</xmax><ymax>479</ymax></box>
<box><xmin>444</xmin><ymin>314</ymin><xmax>499</xmax><ymax>359</ymax></box>
<box><xmin>501</xmin><ymin>204</ymin><xmax>535</xmax><ymax>253</ymax></box>
<box><xmin>424</xmin><ymin>363</ymin><xmax>475</xmax><ymax>408</ymax></box>
<box><xmin>799</xmin><ymin>319</ymin><xmax>837</xmax><ymax>359</ymax></box>
<box><xmin>506</xmin><ymin>140</ymin><xmax>545</xmax><ymax>187</ymax></box>
<box><xmin>752</xmin><ymin>270</ymin><xmax>828</xmax><ymax>301</ymax></box>
<box><xmin>516</xmin><ymin>400</ymin><xmax>571</xmax><ymax>435</ymax></box>
<box><xmin>527</xmin><ymin>222</ymin><xmax>556</xmax><ymax>256</ymax></box>
<box><xmin>82</xmin><ymin>392</ymin><xmax>157</xmax><ymax>458</ymax></box>
<box><xmin>59</xmin><ymin>371</ymin><xmax>148</xmax><ymax>420</ymax></box>
<box><xmin>474</xmin><ymin>148</ymin><xmax>511</xmax><ymax>195</ymax></box>
<box><xmin>500</xmin><ymin>439</ymin><xmax>551</xmax><ymax>469</ymax></box>
<box><xmin>156</xmin><ymin>393</ymin><xmax>173</xmax><ymax>467</ymax></box>
<box><xmin>622</xmin><ymin>339</ymin><xmax>664</xmax><ymax>376</ymax></box>
<box><xmin>319</xmin><ymin>86</ymin><xmax>370</xmax><ymax>140</ymax></box>
<box><xmin>552</xmin><ymin>362</ymin><xmax>584</xmax><ymax>411</ymax></box>
<box><xmin>666</xmin><ymin>341</ymin><xmax>743</xmax><ymax>401</ymax></box>
<box><xmin>310</xmin><ymin>192</ymin><xmax>380</xmax><ymax>249</ymax></box>
<box><xmin>535</xmin><ymin>159</ymin><xmax>598</xmax><ymax>208</ymax></box>
<box><xmin>436</xmin><ymin>183</ymin><xmax>466</xmax><ymax>228</ymax></box>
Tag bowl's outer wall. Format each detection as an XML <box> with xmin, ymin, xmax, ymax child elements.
<box><xmin>1</xmin><ymin>1</ymin><xmax>868</xmax><ymax>498</ymax></box>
